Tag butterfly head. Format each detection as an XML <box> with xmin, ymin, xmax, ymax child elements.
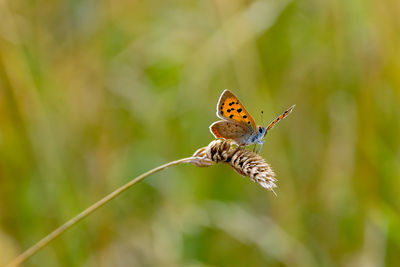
<box><xmin>256</xmin><ymin>126</ymin><xmax>267</xmax><ymax>139</ymax></box>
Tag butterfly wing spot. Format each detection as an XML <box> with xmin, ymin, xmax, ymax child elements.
<box><xmin>220</xmin><ymin>111</ymin><xmax>224</xmax><ymax>115</ymax></box>
<box><xmin>216</xmin><ymin>90</ymin><xmax>257</xmax><ymax>130</ymax></box>
<box><xmin>243</xmin><ymin>115</ymin><xmax>247</xmax><ymax>118</ymax></box>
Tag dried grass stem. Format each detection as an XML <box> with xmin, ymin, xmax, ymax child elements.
<box><xmin>7</xmin><ymin>157</ymin><xmax>195</xmax><ymax>267</ymax></box>
<box><xmin>8</xmin><ymin>139</ymin><xmax>276</xmax><ymax>266</ymax></box>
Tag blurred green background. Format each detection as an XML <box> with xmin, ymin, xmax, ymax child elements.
<box><xmin>1</xmin><ymin>0</ymin><xmax>400</xmax><ymax>266</ymax></box>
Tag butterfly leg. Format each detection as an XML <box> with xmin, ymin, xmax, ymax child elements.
<box><xmin>253</xmin><ymin>144</ymin><xmax>257</xmax><ymax>152</ymax></box>
<box><xmin>256</xmin><ymin>141</ymin><xmax>265</xmax><ymax>153</ymax></box>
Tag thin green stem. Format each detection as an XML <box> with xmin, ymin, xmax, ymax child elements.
<box><xmin>7</xmin><ymin>157</ymin><xmax>196</xmax><ymax>267</ymax></box>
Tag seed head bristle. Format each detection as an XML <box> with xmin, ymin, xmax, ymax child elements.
<box><xmin>191</xmin><ymin>140</ymin><xmax>277</xmax><ymax>192</ymax></box>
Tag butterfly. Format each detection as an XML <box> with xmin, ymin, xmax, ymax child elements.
<box><xmin>209</xmin><ymin>89</ymin><xmax>295</xmax><ymax>153</ymax></box>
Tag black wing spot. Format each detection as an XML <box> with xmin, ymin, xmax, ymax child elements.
<box><xmin>227</xmin><ymin>109</ymin><xmax>231</xmax><ymax>113</ymax></box>
<box><xmin>247</xmin><ymin>121</ymin><xmax>250</xmax><ymax>124</ymax></box>
<box><xmin>229</xmin><ymin>102</ymin><xmax>234</xmax><ymax>106</ymax></box>
<box><xmin>277</xmin><ymin>117</ymin><xmax>280</xmax><ymax>121</ymax></box>
<box><xmin>243</xmin><ymin>115</ymin><xmax>247</xmax><ymax>118</ymax></box>
<box><xmin>222</xmin><ymin>103</ymin><xmax>224</xmax><ymax>106</ymax></box>
<box><xmin>229</xmin><ymin>114</ymin><xmax>234</xmax><ymax>118</ymax></box>
<box><xmin>220</xmin><ymin>111</ymin><xmax>224</xmax><ymax>115</ymax></box>
<box><xmin>236</xmin><ymin>101</ymin><xmax>239</xmax><ymax>104</ymax></box>
<box><xmin>237</xmin><ymin>108</ymin><xmax>242</xmax><ymax>113</ymax></box>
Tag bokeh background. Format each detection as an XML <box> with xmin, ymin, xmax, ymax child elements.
<box><xmin>1</xmin><ymin>0</ymin><xmax>400</xmax><ymax>266</ymax></box>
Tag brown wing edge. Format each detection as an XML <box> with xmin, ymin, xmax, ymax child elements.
<box><xmin>209</xmin><ymin>121</ymin><xmax>224</xmax><ymax>138</ymax></box>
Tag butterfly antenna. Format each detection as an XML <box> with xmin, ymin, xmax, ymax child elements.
<box><xmin>261</xmin><ymin>110</ymin><xmax>264</xmax><ymax>124</ymax></box>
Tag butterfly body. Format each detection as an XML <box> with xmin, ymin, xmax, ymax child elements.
<box><xmin>209</xmin><ymin>90</ymin><xmax>294</xmax><ymax>152</ymax></box>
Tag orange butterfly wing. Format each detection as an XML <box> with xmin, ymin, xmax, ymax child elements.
<box><xmin>216</xmin><ymin>90</ymin><xmax>257</xmax><ymax>130</ymax></box>
<box><xmin>210</xmin><ymin>123</ymin><xmax>224</xmax><ymax>138</ymax></box>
